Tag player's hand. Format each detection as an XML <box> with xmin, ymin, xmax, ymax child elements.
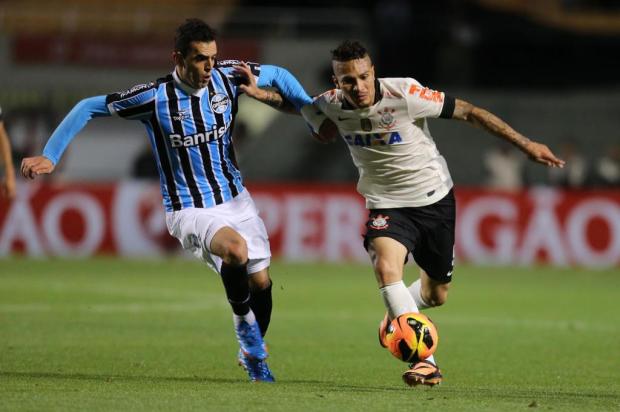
<box><xmin>232</xmin><ymin>62</ymin><xmax>260</xmax><ymax>98</ymax></box>
<box><xmin>523</xmin><ymin>141</ymin><xmax>565</xmax><ymax>168</ymax></box>
<box><xmin>312</xmin><ymin>119</ymin><xmax>339</xmax><ymax>144</ymax></box>
<box><xmin>20</xmin><ymin>156</ymin><xmax>55</xmax><ymax>180</ymax></box>
<box><xmin>1</xmin><ymin>173</ymin><xmax>16</xmax><ymax>199</ymax></box>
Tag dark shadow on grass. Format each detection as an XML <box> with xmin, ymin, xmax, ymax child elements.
<box><xmin>6</xmin><ymin>371</ymin><xmax>616</xmax><ymax>401</ymax></box>
<box><xmin>1</xmin><ymin>370</ymin><xmax>407</xmax><ymax>392</ymax></box>
<box><xmin>1</xmin><ymin>370</ymin><xmax>242</xmax><ymax>385</ymax></box>
<box><xmin>438</xmin><ymin>386</ymin><xmax>620</xmax><ymax>401</ymax></box>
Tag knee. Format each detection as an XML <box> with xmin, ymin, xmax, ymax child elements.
<box><xmin>374</xmin><ymin>259</ymin><xmax>402</xmax><ymax>286</ymax></box>
<box><xmin>221</xmin><ymin>238</ymin><xmax>248</xmax><ymax>266</ymax></box>
<box><xmin>249</xmin><ymin>273</ymin><xmax>271</xmax><ymax>291</ymax></box>
<box><xmin>423</xmin><ymin>285</ymin><xmax>449</xmax><ymax>307</ymax></box>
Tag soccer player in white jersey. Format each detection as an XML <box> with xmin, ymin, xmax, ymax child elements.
<box><xmin>20</xmin><ymin>18</ymin><xmax>325</xmax><ymax>383</ymax></box>
<box><xmin>0</xmin><ymin>105</ymin><xmax>16</xmax><ymax>199</ymax></box>
<box><xmin>302</xmin><ymin>41</ymin><xmax>565</xmax><ymax>386</ymax></box>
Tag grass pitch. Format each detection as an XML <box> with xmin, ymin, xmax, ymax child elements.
<box><xmin>1</xmin><ymin>258</ymin><xmax>619</xmax><ymax>411</ymax></box>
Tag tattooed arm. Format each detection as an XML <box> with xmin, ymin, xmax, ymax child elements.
<box><xmin>452</xmin><ymin>99</ymin><xmax>565</xmax><ymax>168</ymax></box>
<box><xmin>245</xmin><ymin>87</ymin><xmax>298</xmax><ymax>114</ymax></box>
<box><xmin>232</xmin><ymin>62</ymin><xmax>302</xmax><ymax>114</ymax></box>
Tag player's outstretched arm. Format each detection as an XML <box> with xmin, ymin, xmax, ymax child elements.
<box><xmin>234</xmin><ymin>62</ymin><xmax>339</xmax><ymax>142</ymax></box>
<box><xmin>0</xmin><ymin>121</ymin><xmax>16</xmax><ymax>197</ymax></box>
<box><xmin>452</xmin><ymin>98</ymin><xmax>565</xmax><ymax>168</ymax></box>
<box><xmin>20</xmin><ymin>95</ymin><xmax>110</xmax><ymax>180</ymax></box>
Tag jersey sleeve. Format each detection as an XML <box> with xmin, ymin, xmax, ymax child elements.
<box><xmin>106</xmin><ymin>82</ymin><xmax>157</xmax><ymax>120</ymax></box>
<box><xmin>42</xmin><ymin>95</ymin><xmax>111</xmax><ymax>165</ymax></box>
<box><xmin>403</xmin><ymin>78</ymin><xmax>455</xmax><ymax>120</ymax></box>
<box><xmin>255</xmin><ymin>65</ymin><xmax>313</xmax><ymax>109</ymax></box>
<box><xmin>215</xmin><ymin>60</ymin><xmax>261</xmax><ymax>97</ymax></box>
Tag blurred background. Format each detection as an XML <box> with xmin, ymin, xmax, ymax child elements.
<box><xmin>0</xmin><ymin>0</ymin><xmax>619</xmax><ymax>266</ymax></box>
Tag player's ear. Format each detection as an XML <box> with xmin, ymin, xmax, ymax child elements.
<box><xmin>172</xmin><ymin>51</ymin><xmax>184</xmax><ymax>68</ymax></box>
<box><xmin>332</xmin><ymin>75</ymin><xmax>339</xmax><ymax>89</ymax></box>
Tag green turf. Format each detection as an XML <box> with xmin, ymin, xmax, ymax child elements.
<box><xmin>1</xmin><ymin>258</ymin><xmax>619</xmax><ymax>411</ymax></box>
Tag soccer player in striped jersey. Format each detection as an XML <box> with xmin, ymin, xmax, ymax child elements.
<box><xmin>302</xmin><ymin>41</ymin><xmax>565</xmax><ymax>387</ymax></box>
<box><xmin>0</xmin><ymin>105</ymin><xmax>16</xmax><ymax>199</ymax></box>
<box><xmin>20</xmin><ymin>18</ymin><xmax>322</xmax><ymax>383</ymax></box>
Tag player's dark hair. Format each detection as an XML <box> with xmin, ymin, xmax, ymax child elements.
<box><xmin>175</xmin><ymin>18</ymin><xmax>217</xmax><ymax>56</ymax></box>
<box><xmin>331</xmin><ymin>40</ymin><xmax>369</xmax><ymax>62</ymax></box>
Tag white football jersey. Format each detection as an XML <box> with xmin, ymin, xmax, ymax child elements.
<box><xmin>314</xmin><ymin>77</ymin><xmax>454</xmax><ymax>208</ymax></box>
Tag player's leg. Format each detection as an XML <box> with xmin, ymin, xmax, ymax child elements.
<box><xmin>236</xmin><ymin>267</ymin><xmax>275</xmax><ymax>382</ymax></box>
<box><xmin>368</xmin><ymin>236</ymin><xmax>419</xmax><ymax>347</ymax></box>
<box><xmin>403</xmin><ymin>191</ymin><xmax>455</xmax><ymax>386</ymax></box>
<box><xmin>248</xmin><ymin>268</ymin><xmax>273</xmax><ymax>337</ymax></box>
<box><xmin>369</xmin><ymin>236</ymin><xmax>419</xmax><ymax>318</ymax></box>
<box><xmin>164</xmin><ymin>203</ymin><xmax>272</xmax><ymax>382</ymax></box>
<box><xmin>229</xmin><ymin>192</ymin><xmax>275</xmax><ymax>382</ymax></box>
<box><xmin>408</xmin><ymin>189</ymin><xmax>455</xmax><ymax>309</ymax></box>
<box><xmin>408</xmin><ymin>269</ymin><xmax>450</xmax><ymax>309</ymax></box>
<box><xmin>211</xmin><ymin>227</ymin><xmax>268</xmax><ymax>361</ymax></box>
<box><xmin>364</xmin><ymin>209</ymin><xmax>420</xmax><ymax>348</ymax></box>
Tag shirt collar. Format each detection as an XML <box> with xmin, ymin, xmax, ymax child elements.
<box><xmin>172</xmin><ymin>69</ymin><xmax>208</xmax><ymax>97</ymax></box>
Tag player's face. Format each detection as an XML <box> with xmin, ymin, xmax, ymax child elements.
<box><xmin>332</xmin><ymin>56</ymin><xmax>376</xmax><ymax>108</ymax></box>
<box><xmin>175</xmin><ymin>41</ymin><xmax>217</xmax><ymax>89</ymax></box>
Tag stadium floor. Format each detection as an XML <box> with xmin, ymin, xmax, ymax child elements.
<box><xmin>1</xmin><ymin>258</ymin><xmax>618</xmax><ymax>411</ymax></box>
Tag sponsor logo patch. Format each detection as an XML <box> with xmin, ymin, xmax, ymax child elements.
<box><xmin>118</xmin><ymin>82</ymin><xmax>154</xmax><ymax>98</ymax></box>
<box><xmin>172</xmin><ymin>110</ymin><xmax>190</xmax><ymax>122</ymax></box>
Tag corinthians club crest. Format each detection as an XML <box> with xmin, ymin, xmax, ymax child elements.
<box><xmin>370</xmin><ymin>214</ymin><xmax>390</xmax><ymax>230</ymax></box>
<box><xmin>378</xmin><ymin>107</ymin><xmax>396</xmax><ymax>130</ymax></box>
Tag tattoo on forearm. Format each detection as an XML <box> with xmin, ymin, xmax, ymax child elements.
<box><xmin>471</xmin><ymin>108</ymin><xmax>531</xmax><ymax>149</ymax></box>
<box><xmin>261</xmin><ymin>90</ymin><xmax>284</xmax><ymax>108</ymax></box>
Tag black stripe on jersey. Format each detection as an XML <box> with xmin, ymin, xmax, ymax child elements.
<box><xmin>190</xmin><ymin>95</ymin><xmax>224</xmax><ymax>204</ymax></box>
<box><xmin>208</xmin><ymin>73</ymin><xmax>239</xmax><ymax>197</ymax></box>
<box><xmin>165</xmin><ymin>82</ymin><xmax>204</xmax><ymax>208</ymax></box>
<box><xmin>216</xmin><ymin>68</ymin><xmax>240</xmax><ymax>170</ymax></box>
<box><xmin>149</xmin><ymin>114</ymin><xmax>181</xmax><ymax>211</ymax></box>
<box><xmin>440</xmin><ymin>95</ymin><xmax>456</xmax><ymax>119</ymax></box>
<box><xmin>116</xmin><ymin>100</ymin><xmax>155</xmax><ymax>119</ymax></box>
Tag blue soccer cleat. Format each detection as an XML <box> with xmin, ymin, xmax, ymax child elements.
<box><xmin>238</xmin><ymin>349</ymin><xmax>275</xmax><ymax>383</ymax></box>
<box><xmin>235</xmin><ymin>320</ymin><xmax>268</xmax><ymax>360</ymax></box>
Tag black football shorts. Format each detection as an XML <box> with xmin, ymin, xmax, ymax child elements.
<box><xmin>363</xmin><ymin>189</ymin><xmax>456</xmax><ymax>283</ymax></box>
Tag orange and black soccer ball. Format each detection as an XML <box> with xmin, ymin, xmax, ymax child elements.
<box><xmin>385</xmin><ymin>312</ymin><xmax>439</xmax><ymax>363</ymax></box>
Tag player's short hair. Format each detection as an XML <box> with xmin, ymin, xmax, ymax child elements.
<box><xmin>175</xmin><ymin>18</ymin><xmax>217</xmax><ymax>56</ymax></box>
<box><xmin>331</xmin><ymin>40</ymin><xmax>369</xmax><ymax>62</ymax></box>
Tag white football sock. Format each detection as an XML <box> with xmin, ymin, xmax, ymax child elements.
<box><xmin>233</xmin><ymin>309</ymin><xmax>257</xmax><ymax>327</ymax></box>
<box><xmin>425</xmin><ymin>354</ymin><xmax>436</xmax><ymax>365</ymax></box>
<box><xmin>408</xmin><ymin>279</ymin><xmax>432</xmax><ymax>309</ymax></box>
<box><xmin>380</xmin><ymin>281</ymin><xmax>419</xmax><ymax>319</ymax></box>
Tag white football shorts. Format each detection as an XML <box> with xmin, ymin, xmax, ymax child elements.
<box><xmin>165</xmin><ymin>189</ymin><xmax>271</xmax><ymax>275</ymax></box>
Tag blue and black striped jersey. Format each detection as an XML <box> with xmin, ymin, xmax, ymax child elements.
<box><xmin>41</xmin><ymin>61</ymin><xmax>312</xmax><ymax>211</ymax></box>
<box><xmin>106</xmin><ymin>62</ymin><xmax>257</xmax><ymax>212</ymax></box>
